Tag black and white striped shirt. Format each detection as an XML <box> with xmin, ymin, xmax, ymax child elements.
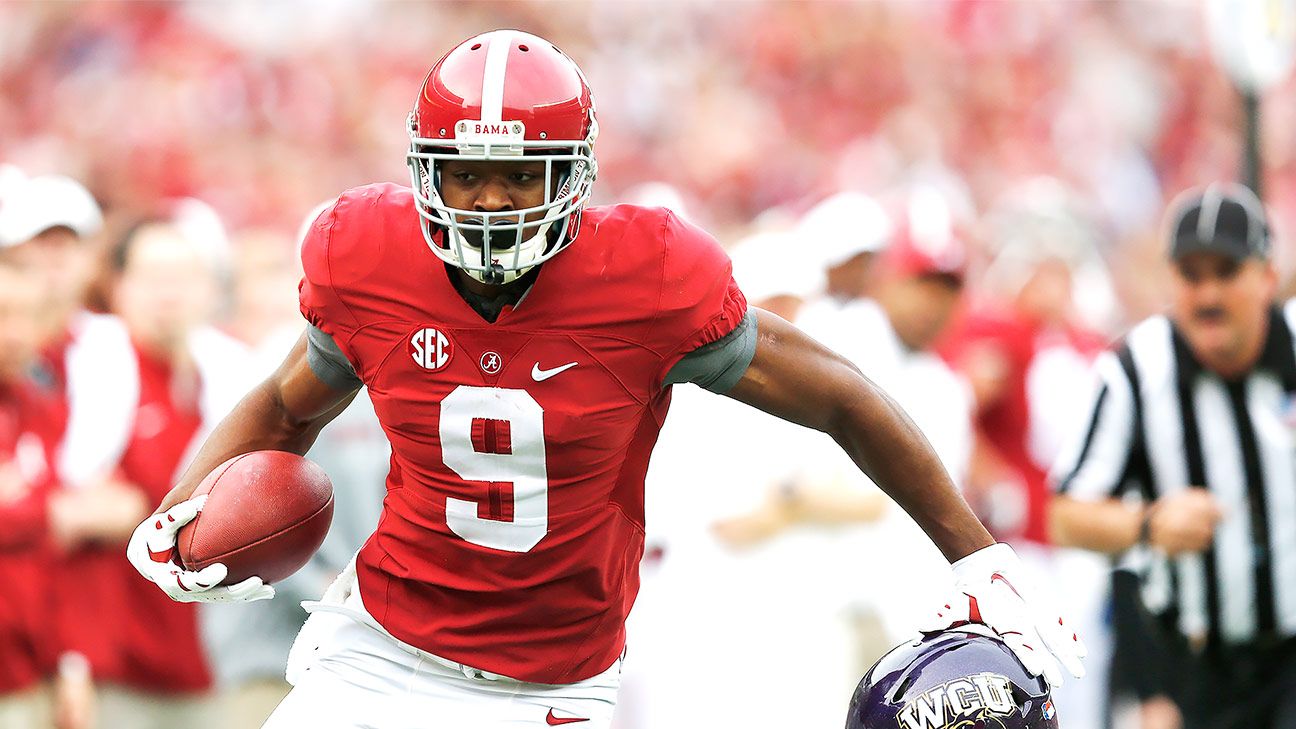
<box><xmin>1054</xmin><ymin>301</ymin><xmax>1296</xmax><ymax>649</ymax></box>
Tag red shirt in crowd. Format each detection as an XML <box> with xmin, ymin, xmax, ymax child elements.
<box><xmin>942</xmin><ymin>308</ymin><xmax>1106</xmax><ymax>545</ymax></box>
<box><xmin>55</xmin><ymin>344</ymin><xmax>211</xmax><ymax>693</ymax></box>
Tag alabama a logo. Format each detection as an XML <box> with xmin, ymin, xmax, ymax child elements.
<box><xmin>409</xmin><ymin>327</ymin><xmax>453</xmax><ymax>371</ymax></box>
<box><xmin>897</xmin><ymin>673</ymin><xmax>1017</xmax><ymax>729</ymax></box>
<box><xmin>479</xmin><ymin>350</ymin><xmax>504</xmax><ymax>375</ymax></box>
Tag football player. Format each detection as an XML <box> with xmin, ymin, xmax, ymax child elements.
<box><xmin>127</xmin><ymin>30</ymin><xmax>1083</xmax><ymax>727</ymax></box>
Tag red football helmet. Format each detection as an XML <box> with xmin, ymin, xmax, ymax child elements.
<box><xmin>407</xmin><ymin>30</ymin><xmax>599</xmax><ymax>284</ymax></box>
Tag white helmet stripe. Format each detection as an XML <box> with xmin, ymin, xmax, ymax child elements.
<box><xmin>480</xmin><ymin>30</ymin><xmax>515</xmax><ymax>124</ymax></box>
<box><xmin>1197</xmin><ymin>183</ymin><xmax>1223</xmax><ymax>244</ymax></box>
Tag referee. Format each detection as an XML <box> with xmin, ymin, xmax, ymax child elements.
<box><xmin>1051</xmin><ymin>183</ymin><xmax>1296</xmax><ymax>728</ymax></box>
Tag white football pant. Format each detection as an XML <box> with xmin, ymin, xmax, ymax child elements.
<box><xmin>263</xmin><ymin>565</ymin><xmax>621</xmax><ymax>728</ymax></box>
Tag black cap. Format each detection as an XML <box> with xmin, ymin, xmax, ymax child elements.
<box><xmin>1168</xmin><ymin>183</ymin><xmax>1271</xmax><ymax>262</ymax></box>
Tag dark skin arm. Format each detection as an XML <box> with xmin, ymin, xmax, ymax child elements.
<box><xmin>154</xmin><ymin>332</ymin><xmax>358</xmax><ymax>514</ymax></box>
<box><xmin>723</xmin><ymin>309</ymin><xmax>993</xmax><ymax>562</ymax></box>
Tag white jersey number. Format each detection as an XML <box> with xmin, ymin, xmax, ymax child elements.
<box><xmin>439</xmin><ymin>386</ymin><xmax>548</xmax><ymax>552</ymax></box>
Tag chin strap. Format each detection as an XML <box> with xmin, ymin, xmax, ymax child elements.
<box><xmin>454</xmin><ymin>221</ymin><xmax>553</xmax><ymax>285</ymax></box>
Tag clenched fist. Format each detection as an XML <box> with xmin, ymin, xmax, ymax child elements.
<box><xmin>1147</xmin><ymin>488</ymin><xmax>1222</xmax><ymax>556</ymax></box>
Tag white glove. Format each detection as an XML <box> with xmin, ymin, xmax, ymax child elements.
<box><xmin>922</xmin><ymin>542</ymin><xmax>1086</xmax><ymax>688</ymax></box>
<box><xmin>125</xmin><ymin>495</ymin><xmax>274</xmax><ymax>603</ymax></box>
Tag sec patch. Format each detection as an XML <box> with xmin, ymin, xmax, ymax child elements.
<box><xmin>409</xmin><ymin>327</ymin><xmax>453</xmax><ymax>371</ymax></box>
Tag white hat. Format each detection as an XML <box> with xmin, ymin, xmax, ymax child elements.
<box><xmin>730</xmin><ymin>230</ymin><xmax>825</xmax><ymax>304</ymax></box>
<box><xmin>0</xmin><ymin>175</ymin><xmax>103</xmax><ymax>248</ymax></box>
<box><xmin>796</xmin><ymin>191</ymin><xmax>892</xmax><ymax>270</ymax></box>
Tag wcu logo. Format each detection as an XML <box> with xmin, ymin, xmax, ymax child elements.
<box><xmin>897</xmin><ymin>673</ymin><xmax>1017</xmax><ymax>729</ymax></box>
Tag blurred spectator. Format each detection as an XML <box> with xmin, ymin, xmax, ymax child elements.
<box><xmin>52</xmin><ymin>220</ymin><xmax>253</xmax><ymax>729</ymax></box>
<box><xmin>0</xmin><ymin>258</ymin><xmax>60</xmax><ymax>728</ymax></box>
<box><xmin>0</xmin><ymin>173</ymin><xmax>108</xmax><ymax>443</ymax></box>
<box><xmin>227</xmin><ymin>227</ymin><xmax>303</xmax><ymax>365</ymax></box>
<box><xmin>200</xmin><ymin>209</ymin><xmax>389</xmax><ymax>728</ymax></box>
<box><xmin>943</xmin><ymin>178</ymin><xmax>1111</xmax><ymax>545</ymax></box>
<box><xmin>0</xmin><ymin>171</ymin><xmax>134</xmax><ymax>729</ymax></box>
<box><xmin>620</xmin><ymin>226</ymin><xmax>850</xmax><ymax>729</ymax></box>
<box><xmin>0</xmin><ymin>174</ymin><xmax>104</xmax><ymax>349</ymax></box>
<box><xmin>792</xmin><ymin>188</ymin><xmax>973</xmax><ymax>670</ymax></box>
<box><xmin>651</xmin><ymin>192</ymin><xmax>972</xmax><ymax>726</ymax></box>
<box><xmin>940</xmin><ymin>178</ymin><xmax>1115</xmax><ymax>727</ymax></box>
<box><xmin>795</xmin><ymin>191</ymin><xmax>892</xmax><ymax>316</ymax></box>
<box><xmin>198</xmin><ymin>225</ymin><xmax>303</xmax><ymax>726</ymax></box>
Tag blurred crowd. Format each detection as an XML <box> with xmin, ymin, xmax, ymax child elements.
<box><xmin>0</xmin><ymin>0</ymin><xmax>1292</xmax><ymax>728</ymax></box>
<box><xmin>5</xmin><ymin>0</ymin><xmax>1296</xmax><ymax>288</ymax></box>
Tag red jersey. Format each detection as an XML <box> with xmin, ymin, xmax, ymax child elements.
<box><xmin>300</xmin><ymin>184</ymin><xmax>745</xmax><ymax>684</ymax></box>
<box><xmin>0</xmin><ymin>380</ymin><xmax>59</xmax><ymax>693</ymax></box>
<box><xmin>941</xmin><ymin>308</ymin><xmax>1105</xmax><ymax>544</ymax></box>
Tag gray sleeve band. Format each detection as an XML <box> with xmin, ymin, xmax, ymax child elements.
<box><xmin>664</xmin><ymin>308</ymin><xmax>757</xmax><ymax>393</ymax></box>
<box><xmin>306</xmin><ymin>324</ymin><xmax>363</xmax><ymax>391</ymax></box>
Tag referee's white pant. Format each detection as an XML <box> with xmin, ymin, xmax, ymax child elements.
<box><xmin>263</xmin><ymin>563</ymin><xmax>622</xmax><ymax>728</ymax></box>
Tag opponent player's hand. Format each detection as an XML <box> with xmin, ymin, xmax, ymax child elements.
<box><xmin>922</xmin><ymin>542</ymin><xmax>1085</xmax><ymax>689</ymax></box>
<box><xmin>125</xmin><ymin>495</ymin><xmax>275</xmax><ymax>603</ymax></box>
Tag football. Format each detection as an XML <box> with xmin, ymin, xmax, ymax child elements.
<box><xmin>177</xmin><ymin>450</ymin><xmax>334</xmax><ymax>585</ymax></box>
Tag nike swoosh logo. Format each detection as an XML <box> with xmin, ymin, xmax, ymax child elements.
<box><xmin>531</xmin><ymin>362</ymin><xmax>578</xmax><ymax>382</ymax></box>
<box><xmin>990</xmin><ymin>572</ymin><xmax>1022</xmax><ymax>598</ymax></box>
<box><xmin>546</xmin><ymin>709</ymin><xmax>589</xmax><ymax>725</ymax></box>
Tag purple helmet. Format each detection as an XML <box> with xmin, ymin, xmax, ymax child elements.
<box><xmin>845</xmin><ymin>628</ymin><xmax>1058</xmax><ymax>729</ymax></box>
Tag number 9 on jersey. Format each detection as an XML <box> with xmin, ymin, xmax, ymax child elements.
<box><xmin>438</xmin><ymin>386</ymin><xmax>548</xmax><ymax>552</ymax></box>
